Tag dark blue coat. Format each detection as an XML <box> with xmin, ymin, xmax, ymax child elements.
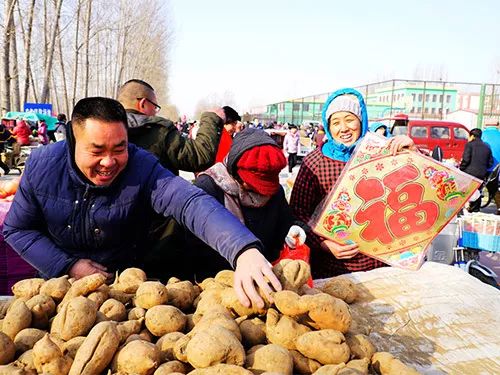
<box><xmin>3</xmin><ymin>141</ymin><xmax>261</xmax><ymax>278</ymax></box>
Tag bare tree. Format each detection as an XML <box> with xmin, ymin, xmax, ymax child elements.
<box><xmin>19</xmin><ymin>0</ymin><xmax>36</xmax><ymax>105</ymax></box>
<box><xmin>10</xmin><ymin>2</ymin><xmax>20</xmax><ymax>110</ymax></box>
<box><xmin>40</xmin><ymin>0</ymin><xmax>64</xmax><ymax>103</ymax></box>
<box><xmin>1</xmin><ymin>0</ymin><xmax>17</xmax><ymax>113</ymax></box>
<box><xmin>82</xmin><ymin>0</ymin><xmax>92</xmax><ymax>97</ymax></box>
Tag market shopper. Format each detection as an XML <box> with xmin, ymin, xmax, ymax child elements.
<box><xmin>117</xmin><ymin>79</ymin><xmax>224</xmax><ymax>175</ymax></box>
<box><xmin>459</xmin><ymin>128</ymin><xmax>493</xmax><ymax>212</ymax></box>
<box><xmin>3</xmin><ymin>97</ymin><xmax>281</xmax><ymax>308</ymax></box>
<box><xmin>12</xmin><ymin>120</ymin><xmax>31</xmax><ymax>146</ymax></box>
<box><xmin>182</xmin><ymin>128</ymin><xmax>306</xmax><ymax>280</ymax></box>
<box><xmin>290</xmin><ymin>88</ymin><xmax>417</xmax><ymax>279</ymax></box>
<box><xmin>37</xmin><ymin>120</ymin><xmax>49</xmax><ymax>145</ymax></box>
<box><xmin>370</xmin><ymin>122</ymin><xmax>391</xmax><ymax>137</ymax></box>
<box><xmin>283</xmin><ymin>124</ymin><xmax>300</xmax><ymax>173</ymax></box>
<box><xmin>214</xmin><ymin>106</ymin><xmax>241</xmax><ymax>163</ymax></box>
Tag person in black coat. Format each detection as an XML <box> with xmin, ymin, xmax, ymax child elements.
<box><xmin>460</xmin><ymin>128</ymin><xmax>493</xmax><ymax>212</ymax></box>
<box><xmin>182</xmin><ymin>128</ymin><xmax>306</xmax><ymax>281</ymax></box>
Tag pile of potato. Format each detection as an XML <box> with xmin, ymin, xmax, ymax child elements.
<box><xmin>0</xmin><ymin>259</ymin><xmax>421</xmax><ymax>375</ymax></box>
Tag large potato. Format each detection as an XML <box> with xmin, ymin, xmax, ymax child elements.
<box><xmin>272</xmin><ymin>259</ymin><xmax>311</xmax><ymax>292</ymax></box>
<box><xmin>99</xmin><ymin>299</ymin><xmax>127</xmax><ymax>322</ymax></box>
<box><xmin>11</xmin><ymin>278</ymin><xmax>45</xmax><ymax>299</ymax></box>
<box><xmin>128</xmin><ymin>307</ymin><xmax>146</xmax><ymax>320</ymax></box>
<box><xmin>145</xmin><ymin>305</ymin><xmax>186</xmax><ymax>337</ymax></box>
<box><xmin>154</xmin><ymin>360</ymin><xmax>187</xmax><ymax>374</ymax></box>
<box><xmin>114</xmin><ymin>268</ymin><xmax>147</xmax><ymax>293</ymax></box>
<box><xmin>25</xmin><ymin>295</ymin><xmax>56</xmax><ymax>329</ymax></box>
<box><xmin>239</xmin><ymin>318</ymin><xmax>267</xmax><ymax>348</ymax></box>
<box><xmin>266</xmin><ymin>308</ymin><xmax>311</xmax><ymax>350</ymax></box>
<box><xmin>320</xmin><ymin>277</ymin><xmax>358</xmax><ymax>304</ymax></box>
<box><xmin>187</xmin><ymin>364</ymin><xmax>253</xmax><ymax>374</ymax></box>
<box><xmin>2</xmin><ymin>300</ymin><xmax>32</xmax><ymax>340</ymax></box>
<box><xmin>62</xmin><ymin>336</ymin><xmax>86</xmax><ymax>359</ymax></box>
<box><xmin>0</xmin><ymin>332</ymin><xmax>15</xmax><ymax>365</ymax></box>
<box><xmin>59</xmin><ymin>273</ymin><xmax>107</xmax><ymax>307</ymax></box>
<box><xmin>135</xmin><ymin>282</ymin><xmax>168</xmax><ymax>309</ymax></box>
<box><xmin>50</xmin><ymin>296</ymin><xmax>97</xmax><ymax>340</ymax></box>
<box><xmin>186</xmin><ymin>326</ymin><xmax>245</xmax><ymax>368</ymax></box>
<box><xmin>32</xmin><ymin>334</ymin><xmax>73</xmax><ymax>375</ymax></box>
<box><xmin>111</xmin><ymin>340</ymin><xmax>161</xmax><ymax>375</ymax></box>
<box><xmin>39</xmin><ymin>276</ymin><xmax>71</xmax><ymax>302</ymax></box>
<box><xmin>371</xmin><ymin>352</ymin><xmax>421</xmax><ymax>375</ymax></box>
<box><xmin>166</xmin><ymin>281</ymin><xmax>196</xmax><ymax>311</ymax></box>
<box><xmin>117</xmin><ymin>319</ymin><xmax>143</xmax><ymax>344</ymax></box>
<box><xmin>156</xmin><ymin>332</ymin><xmax>185</xmax><ymax>362</ymax></box>
<box><xmin>290</xmin><ymin>350</ymin><xmax>322</xmax><ymax>374</ymax></box>
<box><xmin>13</xmin><ymin>329</ymin><xmax>45</xmax><ymax>354</ymax></box>
<box><xmin>345</xmin><ymin>333</ymin><xmax>375</xmax><ymax>360</ymax></box>
<box><xmin>69</xmin><ymin>321</ymin><xmax>120</xmax><ymax>375</ymax></box>
<box><xmin>296</xmin><ymin>330</ymin><xmax>350</xmax><ymax>365</ymax></box>
<box><xmin>245</xmin><ymin>344</ymin><xmax>293</xmax><ymax>375</ymax></box>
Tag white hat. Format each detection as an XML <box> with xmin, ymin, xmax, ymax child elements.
<box><xmin>325</xmin><ymin>94</ymin><xmax>361</xmax><ymax>121</ymax></box>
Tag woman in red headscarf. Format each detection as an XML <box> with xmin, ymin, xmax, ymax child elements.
<box><xmin>182</xmin><ymin>128</ymin><xmax>306</xmax><ymax>280</ymax></box>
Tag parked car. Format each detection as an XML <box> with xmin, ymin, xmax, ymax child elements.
<box><xmin>389</xmin><ymin>114</ymin><xmax>469</xmax><ymax>160</ymax></box>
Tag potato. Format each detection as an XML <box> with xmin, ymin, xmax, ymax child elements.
<box><xmin>0</xmin><ymin>363</ymin><xmax>34</xmax><ymax>374</ymax></box>
<box><xmin>220</xmin><ymin>288</ymin><xmax>268</xmax><ymax>317</ymax></box>
<box><xmin>213</xmin><ymin>270</ymin><xmax>234</xmax><ymax>287</ymax></box>
<box><xmin>32</xmin><ymin>334</ymin><xmax>73</xmax><ymax>375</ymax></box>
<box><xmin>25</xmin><ymin>295</ymin><xmax>56</xmax><ymax>329</ymax></box>
<box><xmin>114</xmin><ymin>268</ymin><xmax>147</xmax><ymax>293</ymax></box>
<box><xmin>187</xmin><ymin>364</ymin><xmax>253</xmax><ymax>374</ymax></box>
<box><xmin>60</xmin><ymin>273</ymin><xmax>107</xmax><ymax>307</ymax></box>
<box><xmin>166</xmin><ymin>281</ymin><xmax>196</xmax><ymax>311</ymax></box>
<box><xmin>302</xmin><ymin>293</ymin><xmax>352</xmax><ymax>333</ymax></box>
<box><xmin>111</xmin><ymin>340</ymin><xmax>161</xmax><ymax>375</ymax></box>
<box><xmin>39</xmin><ymin>276</ymin><xmax>71</xmax><ymax>302</ymax></box>
<box><xmin>185</xmin><ymin>314</ymin><xmax>195</xmax><ymax>333</ymax></box>
<box><xmin>296</xmin><ymin>330</ymin><xmax>350</xmax><ymax>365</ymax></box>
<box><xmin>0</xmin><ymin>300</ymin><xmax>11</xmax><ymax>319</ymax></box>
<box><xmin>11</xmin><ymin>279</ymin><xmax>45</xmax><ymax>299</ymax></box>
<box><xmin>238</xmin><ymin>318</ymin><xmax>266</xmax><ymax>348</ymax></box>
<box><xmin>62</xmin><ymin>336</ymin><xmax>86</xmax><ymax>359</ymax></box>
<box><xmin>13</xmin><ymin>329</ymin><xmax>45</xmax><ymax>354</ymax></box>
<box><xmin>135</xmin><ymin>282</ymin><xmax>168</xmax><ymax>309</ymax></box>
<box><xmin>272</xmin><ymin>259</ymin><xmax>311</xmax><ymax>292</ymax></box>
<box><xmin>128</xmin><ymin>307</ymin><xmax>146</xmax><ymax>320</ymax></box>
<box><xmin>345</xmin><ymin>334</ymin><xmax>375</xmax><ymax>360</ymax></box>
<box><xmin>50</xmin><ymin>296</ymin><xmax>97</xmax><ymax>340</ymax></box>
<box><xmin>108</xmin><ymin>288</ymin><xmax>135</xmax><ymax>305</ymax></box>
<box><xmin>157</xmin><ymin>332</ymin><xmax>185</xmax><ymax>362</ymax></box>
<box><xmin>2</xmin><ymin>300</ymin><xmax>32</xmax><ymax>340</ymax></box>
<box><xmin>339</xmin><ymin>358</ymin><xmax>370</xmax><ymax>375</ymax></box>
<box><xmin>117</xmin><ymin>319</ymin><xmax>143</xmax><ymax>344</ymax></box>
<box><xmin>154</xmin><ymin>360</ymin><xmax>188</xmax><ymax>374</ymax></box>
<box><xmin>145</xmin><ymin>305</ymin><xmax>186</xmax><ymax>337</ymax></box>
<box><xmin>87</xmin><ymin>285</ymin><xmax>110</xmax><ymax>308</ymax></box>
<box><xmin>0</xmin><ymin>332</ymin><xmax>15</xmax><ymax>365</ymax></box>
<box><xmin>245</xmin><ymin>344</ymin><xmax>293</xmax><ymax>375</ymax></box>
<box><xmin>186</xmin><ymin>326</ymin><xmax>245</xmax><ymax>368</ymax></box>
<box><xmin>95</xmin><ymin>311</ymin><xmax>110</xmax><ymax>324</ymax></box>
<box><xmin>69</xmin><ymin>321</ymin><xmax>120</xmax><ymax>375</ymax></box>
<box><xmin>290</xmin><ymin>350</ymin><xmax>322</xmax><ymax>374</ymax></box>
<box><xmin>192</xmin><ymin>306</ymin><xmax>241</xmax><ymax>341</ymax></box>
<box><xmin>371</xmin><ymin>352</ymin><xmax>421</xmax><ymax>375</ymax></box>
<box><xmin>320</xmin><ymin>277</ymin><xmax>358</xmax><ymax>304</ymax></box>
<box><xmin>15</xmin><ymin>349</ymin><xmax>36</xmax><ymax>372</ymax></box>
<box><xmin>266</xmin><ymin>308</ymin><xmax>311</xmax><ymax>350</ymax></box>
<box><xmin>99</xmin><ymin>299</ymin><xmax>127</xmax><ymax>321</ymax></box>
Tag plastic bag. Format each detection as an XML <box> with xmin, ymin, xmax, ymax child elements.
<box><xmin>272</xmin><ymin>241</ymin><xmax>313</xmax><ymax>287</ymax></box>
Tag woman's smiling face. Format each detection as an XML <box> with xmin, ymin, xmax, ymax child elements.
<box><xmin>328</xmin><ymin>111</ymin><xmax>361</xmax><ymax>146</ymax></box>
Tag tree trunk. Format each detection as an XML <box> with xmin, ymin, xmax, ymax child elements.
<box><xmin>40</xmin><ymin>0</ymin><xmax>64</xmax><ymax>103</ymax></box>
<box><xmin>72</xmin><ymin>0</ymin><xmax>82</xmax><ymax>107</ymax></box>
<box><xmin>57</xmin><ymin>24</ymin><xmax>70</xmax><ymax>116</ymax></box>
<box><xmin>1</xmin><ymin>0</ymin><xmax>16</xmax><ymax>113</ymax></box>
<box><xmin>10</xmin><ymin>9</ymin><xmax>20</xmax><ymax>111</ymax></box>
<box><xmin>83</xmin><ymin>0</ymin><xmax>92</xmax><ymax>97</ymax></box>
<box><xmin>20</xmin><ymin>0</ymin><xmax>35</xmax><ymax>105</ymax></box>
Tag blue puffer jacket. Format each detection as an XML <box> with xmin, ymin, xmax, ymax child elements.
<box><xmin>3</xmin><ymin>141</ymin><xmax>262</xmax><ymax>279</ymax></box>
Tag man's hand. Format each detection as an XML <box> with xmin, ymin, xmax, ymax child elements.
<box><xmin>69</xmin><ymin>259</ymin><xmax>112</xmax><ymax>280</ymax></box>
<box><xmin>321</xmin><ymin>240</ymin><xmax>359</xmax><ymax>259</ymax></box>
<box><xmin>234</xmin><ymin>248</ymin><xmax>282</xmax><ymax>308</ymax></box>
<box><xmin>387</xmin><ymin>135</ymin><xmax>417</xmax><ymax>155</ymax></box>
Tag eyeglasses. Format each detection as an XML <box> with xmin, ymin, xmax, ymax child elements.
<box><xmin>137</xmin><ymin>97</ymin><xmax>161</xmax><ymax>113</ymax></box>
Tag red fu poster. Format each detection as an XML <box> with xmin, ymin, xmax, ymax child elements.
<box><xmin>310</xmin><ymin>133</ymin><xmax>481</xmax><ymax>270</ymax></box>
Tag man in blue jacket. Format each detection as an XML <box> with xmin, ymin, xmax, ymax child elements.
<box><xmin>3</xmin><ymin>97</ymin><xmax>279</xmax><ymax>308</ymax></box>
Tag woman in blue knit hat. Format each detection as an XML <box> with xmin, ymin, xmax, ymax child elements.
<box><xmin>290</xmin><ymin>88</ymin><xmax>417</xmax><ymax>278</ymax></box>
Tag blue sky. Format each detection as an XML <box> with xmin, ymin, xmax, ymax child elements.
<box><xmin>167</xmin><ymin>0</ymin><xmax>499</xmax><ymax>116</ymax></box>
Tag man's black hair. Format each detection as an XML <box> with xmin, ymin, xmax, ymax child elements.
<box><xmin>223</xmin><ymin>106</ymin><xmax>241</xmax><ymax>124</ymax></box>
<box><xmin>470</xmin><ymin>128</ymin><xmax>482</xmax><ymax>139</ymax></box>
<box><xmin>57</xmin><ymin>113</ymin><xmax>67</xmax><ymax>122</ymax></box>
<box><xmin>121</xmin><ymin>79</ymin><xmax>155</xmax><ymax>91</ymax></box>
<box><xmin>71</xmin><ymin>97</ymin><xmax>128</xmax><ymax>129</ymax></box>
